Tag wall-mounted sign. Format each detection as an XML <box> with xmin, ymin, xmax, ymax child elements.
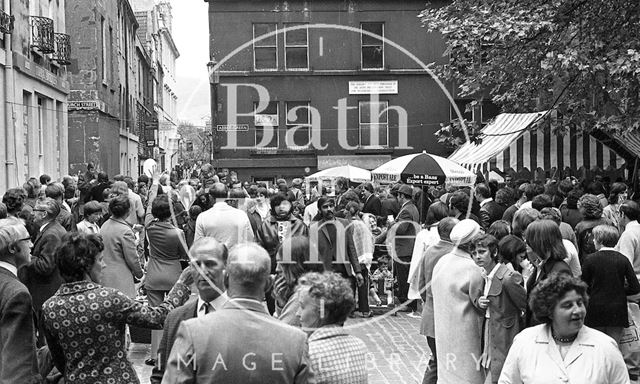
<box><xmin>349</xmin><ymin>80</ymin><xmax>398</xmax><ymax>95</ymax></box>
<box><xmin>255</xmin><ymin>114</ymin><xmax>278</xmax><ymax>126</ymax></box>
<box><xmin>69</xmin><ymin>100</ymin><xmax>100</xmax><ymax>110</ymax></box>
<box><xmin>217</xmin><ymin>124</ymin><xmax>249</xmax><ymax>131</ymax></box>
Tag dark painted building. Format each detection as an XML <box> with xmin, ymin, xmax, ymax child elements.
<box><xmin>206</xmin><ymin>0</ymin><xmax>484</xmax><ymax>182</ymax></box>
<box><xmin>66</xmin><ymin>0</ymin><xmax>141</xmax><ymax>178</ymax></box>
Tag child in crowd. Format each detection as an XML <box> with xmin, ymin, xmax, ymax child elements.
<box><xmin>76</xmin><ymin>201</ymin><xmax>102</xmax><ymax>234</ymax></box>
<box><xmin>371</xmin><ymin>257</ymin><xmax>394</xmax><ymax>306</ymax></box>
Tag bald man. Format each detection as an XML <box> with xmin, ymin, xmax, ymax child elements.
<box><xmin>163</xmin><ymin>243</ymin><xmax>313</xmax><ymax>384</ymax></box>
<box><xmin>194</xmin><ymin>183</ymin><xmax>254</xmax><ymax>248</ymax></box>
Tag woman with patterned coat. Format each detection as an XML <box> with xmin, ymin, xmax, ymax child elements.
<box><xmin>42</xmin><ymin>233</ymin><xmax>193</xmax><ymax>384</ymax></box>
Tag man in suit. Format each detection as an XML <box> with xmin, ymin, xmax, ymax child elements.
<box><xmin>309</xmin><ymin>197</ymin><xmax>364</xmax><ymax>289</ymax></box>
<box><xmin>0</xmin><ymin>218</ymin><xmax>41</xmax><ymax>384</ymax></box>
<box><xmin>19</xmin><ymin>197</ymin><xmax>66</xmax><ymax>347</ymax></box>
<box><xmin>150</xmin><ymin>237</ymin><xmax>229</xmax><ymax>383</ymax></box>
<box><xmin>381</xmin><ymin>184</ymin><xmax>400</xmax><ymax>222</ymax></box>
<box><xmin>476</xmin><ymin>183</ymin><xmax>505</xmax><ymax>229</ymax></box>
<box><xmin>361</xmin><ymin>182</ymin><xmax>382</xmax><ymax>218</ymax></box>
<box><xmin>387</xmin><ymin>184</ymin><xmax>420</xmax><ymax>312</ymax></box>
<box><xmin>162</xmin><ymin>243</ymin><xmax>313</xmax><ymax>384</ymax></box>
<box><xmin>194</xmin><ymin>183</ymin><xmax>254</xmax><ymax>248</ymax></box>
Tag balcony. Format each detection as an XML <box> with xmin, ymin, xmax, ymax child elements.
<box><xmin>30</xmin><ymin>16</ymin><xmax>54</xmax><ymax>54</ymax></box>
<box><xmin>0</xmin><ymin>11</ymin><xmax>14</xmax><ymax>34</ymax></box>
<box><xmin>53</xmin><ymin>33</ymin><xmax>70</xmax><ymax>65</ymax></box>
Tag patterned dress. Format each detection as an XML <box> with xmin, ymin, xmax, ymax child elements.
<box><xmin>308</xmin><ymin>325</ymin><xmax>368</xmax><ymax>384</ymax></box>
<box><xmin>42</xmin><ymin>281</ymin><xmax>190</xmax><ymax>384</ymax></box>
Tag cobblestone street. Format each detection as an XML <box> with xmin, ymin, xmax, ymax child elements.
<box><xmin>130</xmin><ymin>311</ymin><xmax>431</xmax><ymax>384</ymax></box>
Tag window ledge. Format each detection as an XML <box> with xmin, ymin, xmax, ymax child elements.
<box><xmin>355</xmin><ymin>147</ymin><xmax>393</xmax><ymax>154</ymax></box>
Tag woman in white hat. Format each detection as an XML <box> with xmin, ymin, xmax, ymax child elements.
<box><xmin>431</xmin><ymin>219</ymin><xmax>486</xmax><ymax>384</ymax></box>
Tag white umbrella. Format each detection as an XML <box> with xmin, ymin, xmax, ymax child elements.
<box><xmin>306</xmin><ymin>165</ymin><xmax>371</xmax><ymax>183</ymax></box>
<box><xmin>371</xmin><ymin>151</ymin><xmax>476</xmax><ymax>187</ymax></box>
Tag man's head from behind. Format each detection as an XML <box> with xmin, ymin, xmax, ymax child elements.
<box><xmin>190</xmin><ymin>237</ymin><xmax>228</xmax><ymax>302</ymax></box>
<box><xmin>0</xmin><ymin>218</ymin><xmax>33</xmax><ymax>268</ymax></box>
<box><xmin>209</xmin><ymin>182</ymin><xmax>228</xmax><ymax>201</ymax></box>
<box><xmin>225</xmin><ymin>243</ymin><xmax>271</xmax><ymax>300</ymax></box>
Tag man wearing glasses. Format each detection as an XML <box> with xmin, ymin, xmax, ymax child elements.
<box><xmin>18</xmin><ymin>197</ymin><xmax>66</xmax><ymax>347</ymax></box>
<box><xmin>0</xmin><ymin>217</ymin><xmax>41</xmax><ymax>383</ymax></box>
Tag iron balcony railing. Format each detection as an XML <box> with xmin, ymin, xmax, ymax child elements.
<box><xmin>53</xmin><ymin>33</ymin><xmax>71</xmax><ymax>64</ymax></box>
<box><xmin>30</xmin><ymin>16</ymin><xmax>54</xmax><ymax>54</ymax></box>
<box><xmin>0</xmin><ymin>11</ymin><xmax>14</xmax><ymax>34</ymax></box>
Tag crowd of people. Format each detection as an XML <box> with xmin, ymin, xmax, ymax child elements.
<box><xmin>0</xmin><ymin>162</ymin><xmax>639</xmax><ymax>383</ymax></box>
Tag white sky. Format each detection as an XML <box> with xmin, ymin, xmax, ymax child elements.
<box><xmin>171</xmin><ymin>0</ymin><xmax>210</xmax><ymax>126</ymax></box>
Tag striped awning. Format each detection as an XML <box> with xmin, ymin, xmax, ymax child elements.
<box><xmin>448</xmin><ymin>113</ymin><xmax>625</xmax><ymax>174</ymax></box>
<box><xmin>609</xmin><ymin>131</ymin><xmax>640</xmax><ymax>160</ymax></box>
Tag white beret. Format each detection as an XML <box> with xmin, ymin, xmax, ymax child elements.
<box><xmin>450</xmin><ymin>219</ymin><xmax>481</xmax><ymax>245</ymax></box>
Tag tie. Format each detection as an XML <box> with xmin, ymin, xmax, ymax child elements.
<box><xmin>202</xmin><ymin>302</ymin><xmax>213</xmax><ymax>315</ymax></box>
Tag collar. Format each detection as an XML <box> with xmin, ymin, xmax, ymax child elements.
<box><xmin>485</xmin><ymin>263</ymin><xmax>500</xmax><ymax>279</ymax></box>
<box><xmin>0</xmin><ymin>261</ymin><xmax>18</xmax><ymax>277</ymax></box>
<box><xmin>480</xmin><ymin>198</ymin><xmax>493</xmax><ymax>207</ymax></box>
<box><xmin>198</xmin><ymin>292</ymin><xmax>228</xmax><ymax>312</ymax></box>
<box><xmin>223</xmin><ymin>298</ymin><xmax>268</xmax><ymax>314</ymax></box>
<box><xmin>213</xmin><ymin>201</ymin><xmax>230</xmax><ymax>209</ymax></box>
<box><xmin>599</xmin><ymin>246</ymin><xmax>617</xmax><ymax>252</ymax></box>
<box><xmin>534</xmin><ymin>324</ymin><xmax>594</xmax><ymax>369</ymax></box>
<box><xmin>40</xmin><ymin>221</ymin><xmax>52</xmax><ymax>233</ymax></box>
<box><xmin>57</xmin><ymin>281</ymin><xmax>100</xmax><ymax>296</ymax></box>
<box><xmin>308</xmin><ymin>325</ymin><xmax>348</xmax><ymax>342</ymax></box>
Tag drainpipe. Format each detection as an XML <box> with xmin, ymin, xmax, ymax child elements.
<box><xmin>4</xmin><ymin>0</ymin><xmax>18</xmax><ymax>189</ymax></box>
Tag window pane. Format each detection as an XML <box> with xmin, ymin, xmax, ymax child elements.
<box><xmin>285</xmin><ymin>26</ymin><xmax>307</xmax><ymax>45</ymax></box>
<box><xmin>360</xmin><ymin>102</ymin><xmax>372</xmax><ymax>123</ymax></box>
<box><xmin>362</xmin><ymin>46</ymin><xmax>383</xmax><ymax>68</ymax></box>
<box><xmin>360</xmin><ymin>102</ymin><xmax>387</xmax><ymax>124</ymax></box>
<box><xmin>255</xmin><ymin>101</ymin><xmax>278</xmax><ymax>115</ymax></box>
<box><xmin>254</xmin><ymin>24</ymin><xmax>277</xmax><ymax>46</ymax></box>
<box><xmin>255</xmin><ymin>47</ymin><xmax>277</xmax><ymax>69</ymax></box>
<box><xmin>287</xmin><ymin>102</ymin><xmax>309</xmax><ymax>124</ymax></box>
<box><xmin>286</xmin><ymin>127</ymin><xmax>310</xmax><ymax>148</ymax></box>
<box><xmin>286</xmin><ymin>48</ymin><xmax>308</xmax><ymax>69</ymax></box>
<box><xmin>360</xmin><ymin>124</ymin><xmax>388</xmax><ymax>147</ymax></box>
<box><xmin>362</xmin><ymin>23</ymin><xmax>383</xmax><ymax>45</ymax></box>
<box><xmin>256</xmin><ymin>127</ymin><xmax>278</xmax><ymax>148</ymax></box>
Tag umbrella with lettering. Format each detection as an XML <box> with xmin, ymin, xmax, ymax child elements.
<box><xmin>371</xmin><ymin>151</ymin><xmax>476</xmax><ymax>187</ymax></box>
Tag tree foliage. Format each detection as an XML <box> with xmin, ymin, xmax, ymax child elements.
<box><xmin>177</xmin><ymin>121</ymin><xmax>208</xmax><ymax>167</ymax></box>
<box><xmin>421</xmin><ymin>0</ymin><xmax>640</xmax><ymax>143</ymax></box>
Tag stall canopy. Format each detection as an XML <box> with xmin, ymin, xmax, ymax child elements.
<box><xmin>305</xmin><ymin>165</ymin><xmax>371</xmax><ymax>183</ymax></box>
<box><xmin>371</xmin><ymin>151</ymin><xmax>475</xmax><ymax>187</ymax></box>
<box><xmin>448</xmin><ymin>113</ymin><xmax>626</xmax><ymax>174</ymax></box>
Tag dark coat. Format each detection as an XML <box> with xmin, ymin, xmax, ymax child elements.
<box><xmin>392</xmin><ymin>201</ymin><xmax>420</xmax><ymax>258</ymax></box>
<box><xmin>309</xmin><ymin>218</ymin><xmax>362</xmax><ymax>277</ymax></box>
<box><xmin>150</xmin><ymin>299</ymin><xmax>198</xmax><ymax>384</ymax></box>
<box><xmin>472</xmin><ymin>264</ymin><xmax>527</xmax><ymax>382</ymax></box>
<box><xmin>256</xmin><ymin>215</ymin><xmax>308</xmax><ymax>273</ymax></box>
<box><xmin>479</xmin><ymin>200</ymin><xmax>506</xmax><ymax>229</ymax></box>
<box><xmin>19</xmin><ymin>220</ymin><xmax>66</xmax><ymax>314</ymax></box>
<box><xmin>582</xmin><ymin>250</ymin><xmax>640</xmax><ymax>327</ymax></box>
<box><xmin>526</xmin><ymin>259</ymin><xmax>572</xmax><ymax>326</ymax></box>
<box><xmin>362</xmin><ymin>194</ymin><xmax>382</xmax><ymax>217</ymax></box>
<box><xmin>381</xmin><ymin>196</ymin><xmax>400</xmax><ymax>219</ymax></box>
<box><xmin>0</xmin><ymin>267</ymin><xmax>41</xmax><ymax>384</ymax></box>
